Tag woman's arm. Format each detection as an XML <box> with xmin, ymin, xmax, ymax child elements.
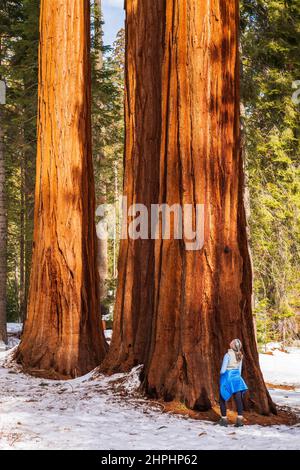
<box><xmin>239</xmin><ymin>359</ymin><xmax>242</xmax><ymax>374</ymax></box>
<box><xmin>220</xmin><ymin>353</ymin><xmax>229</xmax><ymax>374</ymax></box>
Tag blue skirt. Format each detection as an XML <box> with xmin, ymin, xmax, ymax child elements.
<box><xmin>220</xmin><ymin>369</ymin><xmax>248</xmax><ymax>401</ymax></box>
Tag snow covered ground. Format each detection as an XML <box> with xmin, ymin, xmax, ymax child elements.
<box><xmin>0</xmin><ymin>324</ymin><xmax>300</xmax><ymax>450</ymax></box>
<box><xmin>259</xmin><ymin>348</ymin><xmax>300</xmax><ymax>387</ymax></box>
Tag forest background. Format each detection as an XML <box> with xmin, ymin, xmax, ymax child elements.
<box><xmin>0</xmin><ymin>0</ymin><xmax>299</xmax><ymax>349</ymax></box>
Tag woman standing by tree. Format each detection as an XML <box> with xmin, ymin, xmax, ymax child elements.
<box><xmin>219</xmin><ymin>339</ymin><xmax>248</xmax><ymax>427</ymax></box>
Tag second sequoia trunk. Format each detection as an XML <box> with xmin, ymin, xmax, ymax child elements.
<box><xmin>104</xmin><ymin>0</ymin><xmax>275</xmax><ymax>414</ymax></box>
<box><xmin>101</xmin><ymin>0</ymin><xmax>164</xmax><ymax>371</ymax></box>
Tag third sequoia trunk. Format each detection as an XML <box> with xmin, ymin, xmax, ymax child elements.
<box><xmin>103</xmin><ymin>0</ymin><xmax>276</xmax><ymax>414</ymax></box>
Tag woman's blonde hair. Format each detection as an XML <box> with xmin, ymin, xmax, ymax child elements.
<box><xmin>230</xmin><ymin>339</ymin><xmax>243</xmax><ymax>362</ymax></box>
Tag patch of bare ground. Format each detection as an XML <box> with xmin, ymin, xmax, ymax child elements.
<box><xmin>260</xmin><ymin>349</ymin><xmax>289</xmax><ymax>356</ymax></box>
<box><xmin>0</xmin><ymin>431</ymin><xmax>23</xmax><ymax>447</ymax></box>
<box><xmin>266</xmin><ymin>383</ymin><xmax>296</xmax><ymax>391</ymax></box>
<box><xmin>159</xmin><ymin>401</ymin><xmax>299</xmax><ymax>426</ymax></box>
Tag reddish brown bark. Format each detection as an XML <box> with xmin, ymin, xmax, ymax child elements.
<box><xmin>16</xmin><ymin>0</ymin><xmax>107</xmax><ymax>378</ymax></box>
<box><xmin>101</xmin><ymin>0</ymin><xmax>164</xmax><ymax>371</ymax></box>
<box><xmin>103</xmin><ymin>0</ymin><xmax>275</xmax><ymax>415</ymax></box>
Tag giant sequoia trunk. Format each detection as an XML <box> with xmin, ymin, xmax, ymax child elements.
<box><xmin>103</xmin><ymin>0</ymin><xmax>275</xmax><ymax>415</ymax></box>
<box><xmin>101</xmin><ymin>0</ymin><xmax>163</xmax><ymax>371</ymax></box>
<box><xmin>16</xmin><ymin>0</ymin><xmax>107</xmax><ymax>378</ymax></box>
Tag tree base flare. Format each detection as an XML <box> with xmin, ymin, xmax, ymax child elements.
<box><xmin>14</xmin><ymin>346</ymin><xmax>107</xmax><ymax>380</ymax></box>
<box><xmin>160</xmin><ymin>400</ymin><xmax>298</xmax><ymax>426</ymax></box>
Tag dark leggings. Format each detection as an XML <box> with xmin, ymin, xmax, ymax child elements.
<box><xmin>220</xmin><ymin>391</ymin><xmax>243</xmax><ymax>417</ymax></box>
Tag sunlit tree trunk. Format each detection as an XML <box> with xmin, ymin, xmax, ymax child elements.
<box><xmin>101</xmin><ymin>0</ymin><xmax>164</xmax><ymax>371</ymax></box>
<box><xmin>103</xmin><ymin>0</ymin><xmax>275</xmax><ymax>415</ymax></box>
<box><xmin>16</xmin><ymin>0</ymin><xmax>107</xmax><ymax>378</ymax></box>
